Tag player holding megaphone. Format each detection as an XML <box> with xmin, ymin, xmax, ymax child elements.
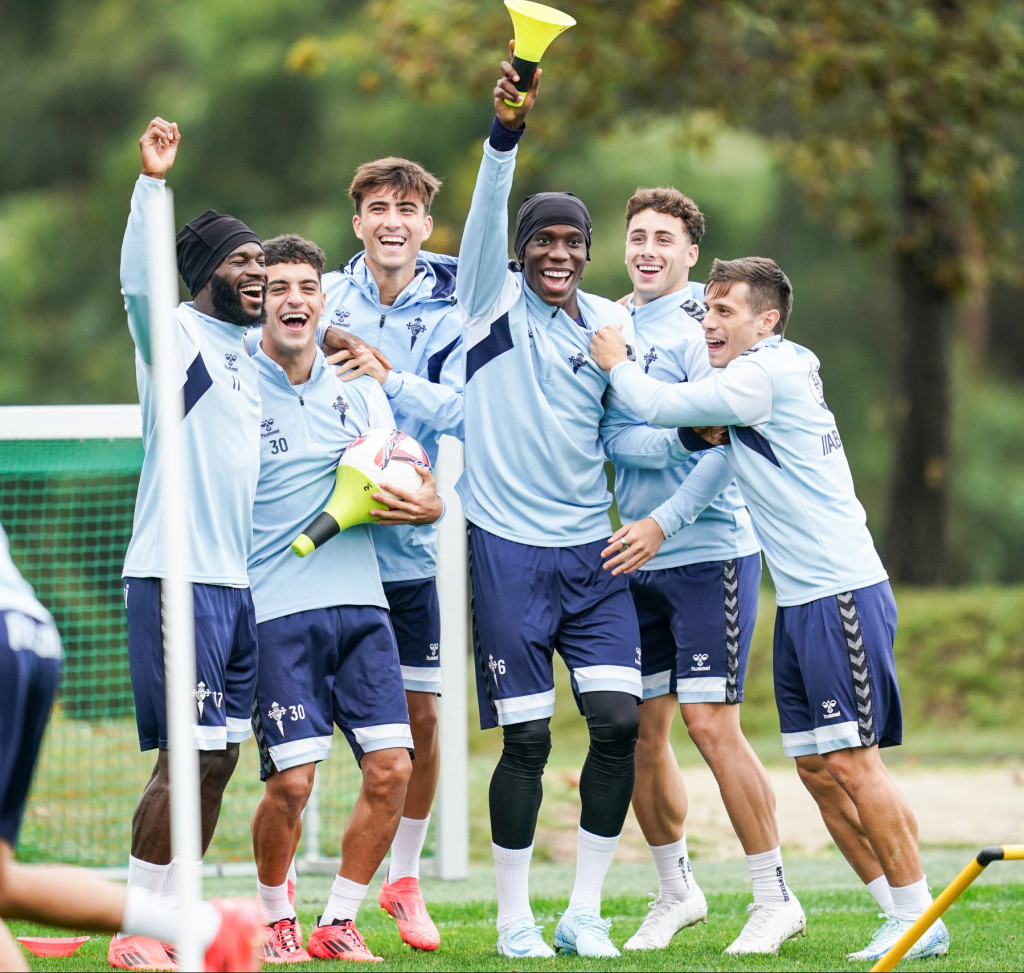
<box><xmin>291</xmin><ymin>428</ymin><xmax>432</xmax><ymax>557</ymax></box>
<box><xmin>244</xmin><ymin>235</ymin><xmax>442</xmax><ymax>963</ymax></box>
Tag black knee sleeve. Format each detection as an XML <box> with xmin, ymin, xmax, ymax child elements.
<box><xmin>489</xmin><ymin>718</ymin><xmax>552</xmax><ymax>850</ymax></box>
<box><xmin>578</xmin><ymin>691</ymin><xmax>640</xmax><ymax>837</ymax></box>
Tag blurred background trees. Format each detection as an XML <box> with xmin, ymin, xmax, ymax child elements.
<box><xmin>2</xmin><ymin>0</ymin><xmax>1023</xmax><ymax>584</ymax></box>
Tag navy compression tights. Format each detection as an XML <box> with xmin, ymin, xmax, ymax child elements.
<box><xmin>489</xmin><ymin>690</ymin><xmax>640</xmax><ymax>849</ymax></box>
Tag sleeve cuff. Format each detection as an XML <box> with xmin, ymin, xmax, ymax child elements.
<box><xmin>489</xmin><ymin>116</ymin><xmax>526</xmax><ymax>152</ymax></box>
<box><xmin>382</xmin><ymin>370</ymin><xmax>404</xmax><ymax>398</ymax></box>
<box><xmin>677</xmin><ymin>427</ymin><xmax>717</xmax><ymax>452</ymax></box>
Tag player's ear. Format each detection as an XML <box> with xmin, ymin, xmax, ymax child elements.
<box><xmin>761</xmin><ymin>308</ymin><xmax>780</xmax><ymax>335</ymax></box>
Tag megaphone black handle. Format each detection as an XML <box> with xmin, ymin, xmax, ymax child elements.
<box><xmin>301</xmin><ymin>511</ymin><xmax>341</xmax><ymax>550</ymax></box>
<box><xmin>511</xmin><ymin>54</ymin><xmax>539</xmax><ymax>94</ymax></box>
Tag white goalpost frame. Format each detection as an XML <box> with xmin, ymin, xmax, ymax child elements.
<box><xmin>0</xmin><ymin>406</ymin><xmax>471</xmax><ymax>882</ymax></box>
<box><xmin>146</xmin><ymin>187</ymin><xmax>204</xmax><ymax>973</ymax></box>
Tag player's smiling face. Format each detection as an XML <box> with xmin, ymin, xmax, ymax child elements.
<box><xmin>261</xmin><ymin>261</ymin><xmax>324</xmax><ymax>361</ymax></box>
<box><xmin>523</xmin><ymin>224</ymin><xmax>587</xmax><ymax>313</ymax></box>
<box><xmin>207</xmin><ymin>242</ymin><xmax>267</xmax><ymax>327</ymax></box>
<box><xmin>703</xmin><ymin>282</ymin><xmax>778</xmax><ymax>367</ymax></box>
<box><xmin>625</xmin><ymin>209</ymin><xmax>698</xmax><ymax>306</ymax></box>
<box><xmin>354</xmin><ymin>189</ymin><xmax>433</xmax><ymax>277</ymax></box>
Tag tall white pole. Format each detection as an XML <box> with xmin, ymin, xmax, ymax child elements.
<box><xmin>434</xmin><ymin>434</ymin><xmax>469</xmax><ymax>879</ymax></box>
<box><xmin>146</xmin><ymin>187</ymin><xmax>204</xmax><ymax>972</ymax></box>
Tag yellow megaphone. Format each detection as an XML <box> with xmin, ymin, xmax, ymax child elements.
<box><xmin>290</xmin><ymin>464</ymin><xmax>386</xmax><ymax>557</ymax></box>
<box><xmin>503</xmin><ymin>0</ymin><xmax>576</xmax><ymax>106</ymax></box>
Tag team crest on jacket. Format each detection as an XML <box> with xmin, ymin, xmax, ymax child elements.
<box><xmin>808</xmin><ymin>366</ymin><xmax>829</xmax><ymax>410</ymax></box>
<box><xmin>568</xmin><ymin>352</ymin><xmax>587</xmax><ymax>375</ymax></box>
<box><xmin>407</xmin><ymin>317</ymin><xmax>427</xmax><ymax>349</ymax></box>
<box><xmin>643</xmin><ymin>347</ymin><xmax>658</xmax><ymax>373</ymax></box>
<box><xmin>332</xmin><ymin>395</ymin><xmax>349</xmax><ymax>425</ymax></box>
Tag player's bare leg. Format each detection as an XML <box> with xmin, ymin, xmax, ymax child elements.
<box><xmin>624</xmin><ymin>695</ymin><xmax>708</xmax><ymax>952</ymax></box>
<box><xmin>0</xmin><ymin>843</ymin><xmax>124</xmax><ymax>929</ymax></box>
<box><xmin>402</xmin><ymin>691</ymin><xmax>439</xmax><ymax>822</ymax></box>
<box><xmin>131</xmin><ymin>745</ymin><xmax>240</xmax><ymax>863</ymax></box>
<box><xmin>379</xmin><ymin>691</ymin><xmax>441</xmax><ymax>949</ymax></box>
<box><xmin>818</xmin><ymin>747</ymin><xmax>949</xmax><ymax>962</ymax></box>
<box><xmin>795</xmin><ymin>753</ymin><xmax>884</xmax><ymax>884</ymax></box>
<box><xmin>631</xmin><ymin>695</ymin><xmax>687</xmax><ymax>844</ymax></box>
<box><xmin>680</xmin><ymin>702</ymin><xmax>778</xmax><ymax>854</ymax></box>
<box><xmin>820</xmin><ymin>747</ymin><xmax>922</xmax><ymax>886</ymax></box>
<box><xmin>252</xmin><ymin>764</ymin><xmax>314</xmax><ymax>888</ymax></box>
<box><xmin>306</xmin><ymin>748</ymin><xmax>411</xmax><ymax>962</ymax></box>
<box><xmin>251</xmin><ymin>764</ymin><xmax>316</xmax><ymax>963</ymax></box>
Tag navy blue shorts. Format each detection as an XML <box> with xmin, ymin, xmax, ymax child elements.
<box><xmin>629</xmin><ymin>553</ymin><xmax>761</xmax><ymax>703</ymax></box>
<box><xmin>468</xmin><ymin>525</ymin><xmax>643</xmax><ymax>730</ymax></box>
<box><xmin>383</xmin><ymin>579</ymin><xmax>442</xmax><ymax>695</ymax></box>
<box><xmin>253</xmin><ymin>605</ymin><xmax>412</xmax><ymax>779</ymax></box>
<box><xmin>125</xmin><ymin>577</ymin><xmax>258</xmax><ymax>751</ymax></box>
<box><xmin>0</xmin><ymin>610</ymin><xmax>63</xmax><ymax>845</ymax></box>
<box><xmin>773</xmin><ymin>580</ymin><xmax>903</xmax><ymax>756</ymax></box>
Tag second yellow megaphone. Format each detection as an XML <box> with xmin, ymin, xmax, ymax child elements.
<box><xmin>504</xmin><ymin>0</ymin><xmax>576</xmax><ymax>105</ymax></box>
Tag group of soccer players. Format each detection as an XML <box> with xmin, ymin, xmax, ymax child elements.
<box><xmin>0</xmin><ymin>47</ymin><xmax>950</xmax><ymax>969</ymax></box>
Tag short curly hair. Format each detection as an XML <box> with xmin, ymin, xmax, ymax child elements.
<box><xmin>625</xmin><ymin>187</ymin><xmax>705</xmax><ymax>245</ymax></box>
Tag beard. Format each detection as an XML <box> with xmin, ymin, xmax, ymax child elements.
<box><xmin>209</xmin><ymin>272</ymin><xmax>266</xmax><ymax>328</ymax></box>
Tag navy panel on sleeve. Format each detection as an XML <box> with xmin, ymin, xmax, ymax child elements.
<box><xmin>466</xmin><ymin>313</ymin><xmax>514</xmax><ymax>382</ymax></box>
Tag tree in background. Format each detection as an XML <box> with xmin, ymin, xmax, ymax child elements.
<box><xmin>322</xmin><ymin>0</ymin><xmax>1024</xmax><ymax>583</ymax></box>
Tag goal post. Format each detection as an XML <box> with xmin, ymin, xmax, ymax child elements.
<box><xmin>0</xmin><ymin>404</ymin><xmax>469</xmax><ymax>879</ymax></box>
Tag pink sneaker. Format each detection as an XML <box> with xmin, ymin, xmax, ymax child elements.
<box><xmin>107</xmin><ymin>935</ymin><xmax>175</xmax><ymax>971</ymax></box>
<box><xmin>259</xmin><ymin>916</ymin><xmax>311</xmax><ymax>964</ymax></box>
<box><xmin>378</xmin><ymin>876</ymin><xmax>440</xmax><ymax>951</ymax></box>
<box><xmin>204</xmin><ymin>898</ymin><xmax>263</xmax><ymax>972</ymax></box>
<box><xmin>306</xmin><ymin>917</ymin><xmax>383</xmax><ymax>962</ymax></box>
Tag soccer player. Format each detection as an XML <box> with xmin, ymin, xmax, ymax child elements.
<box><xmin>0</xmin><ymin>522</ymin><xmax>262</xmax><ymax>973</ymax></box>
<box><xmin>315</xmin><ymin>156</ymin><xmax>465</xmax><ymax>950</ymax></box>
<box><xmin>591</xmin><ymin>255</ymin><xmax>950</xmax><ymax>962</ymax></box>
<box><xmin>246</xmin><ymin>234</ymin><xmax>444</xmax><ymax>963</ymax></box>
<box><xmin>455</xmin><ymin>55</ymin><xmax>696</xmax><ymax>960</ymax></box>
<box><xmin>603</xmin><ymin>189</ymin><xmax>804</xmax><ymax>955</ymax></box>
<box><xmin>111</xmin><ymin>117</ymin><xmax>265</xmax><ymax>971</ymax></box>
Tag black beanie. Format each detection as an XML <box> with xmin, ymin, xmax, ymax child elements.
<box><xmin>175</xmin><ymin>210</ymin><xmax>261</xmax><ymax>298</ymax></box>
<box><xmin>514</xmin><ymin>192</ymin><xmax>592</xmax><ymax>263</ymax></box>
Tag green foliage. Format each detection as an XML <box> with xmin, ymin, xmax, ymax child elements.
<box><xmin>2</xmin><ymin>1</ymin><xmax>1024</xmax><ymax>579</ymax></box>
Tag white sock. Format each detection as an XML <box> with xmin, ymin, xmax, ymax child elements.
<box><xmin>747</xmin><ymin>847</ymin><xmax>792</xmax><ymax>904</ymax></box>
<box><xmin>121</xmin><ymin>888</ymin><xmax>221</xmax><ymax>949</ymax></box>
<box><xmin>566</xmin><ymin>827</ymin><xmax>620</xmax><ymax>914</ymax></box>
<box><xmin>117</xmin><ymin>858</ymin><xmax>173</xmax><ymax>938</ymax></box>
<box><xmin>388</xmin><ymin>815</ymin><xmax>430</xmax><ymax>881</ymax></box>
<box><xmin>258</xmin><ymin>879</ymin><xmax>294</xmax><ymax>923</ymax></box>
<box><xmin>649</xmin><ymin>836</ymin><xmax>697</xmax><ymax>899</ymax></box>
<box><xmin>493</xmin><ymin>843</ymin><xmax>534</xmax><ymax>932</ymax></box>
<box><xmin>320</xmin><ymin>876</ymin><xmax>368</xmax><ymax>925</ymax></box>
<box><xmin>866</xmin><ymin>875</ymin><xmax>896</xmax><ymax>916</ymax></box>
<box><xmin>127</xmin><ymin>856</ymin><xmax>174</xmax><ymax>895</ymax></box>
<box><xmin>889</xmin><ymin>878</ymin><xmax>932</xmax><ymax>921</ymax></box>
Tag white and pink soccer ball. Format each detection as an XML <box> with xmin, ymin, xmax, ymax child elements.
<box><xmin>339</xmin><ymin>428</ymin><xmax>430</xmax><ymax>502</ymax></box>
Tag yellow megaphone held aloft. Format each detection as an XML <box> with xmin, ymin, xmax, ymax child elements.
<box><xmin>504</xmin><ymin>0</ymin><xmax>576</xmax><ymax>105</ymax></box>
<box><xmin>290</xmin><ymin>464</ymin><xmax>386</xmax><ymax>557</ymax></box>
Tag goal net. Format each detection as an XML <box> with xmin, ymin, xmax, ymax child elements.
<box><xmin>0</xmin><ymin>405</ymin><xmax>467</xmax><ymax>876</ymax></box>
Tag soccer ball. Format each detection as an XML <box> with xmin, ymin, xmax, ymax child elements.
<box><xmin>339</xmin><ymin>428</ymin><xmax>430</xmax><ymax>502</ymax></box>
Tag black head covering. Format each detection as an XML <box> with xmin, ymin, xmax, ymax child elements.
<box><xmin>175</xmin><ymin>210</ymin><xmax>261</xmax><ymax>298</ymax></box>
<box><xmin>514</xmin><ymin>192</ymin><xmax>592</xmax><ymax>263</ymax></box>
